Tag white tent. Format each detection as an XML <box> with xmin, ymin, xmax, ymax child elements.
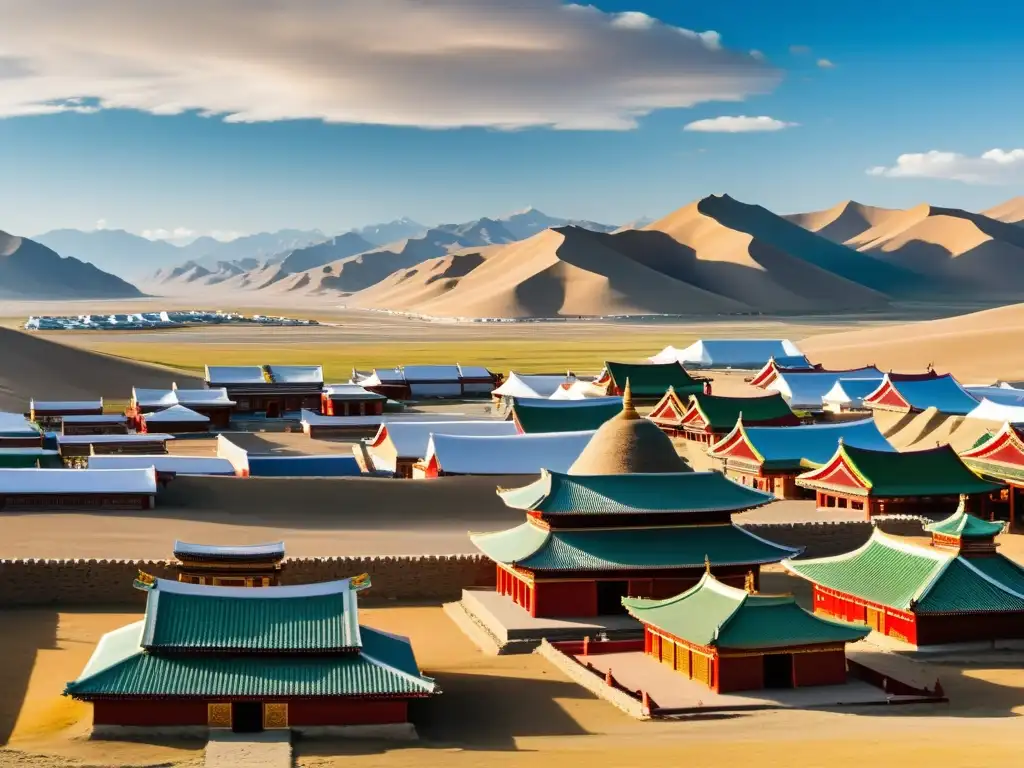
<box><xmin>492</xmin><ymin>372</ymin><xmax>571</xmax><ymax>400</ymax></box>
<box><xmin>650</xmin><ymin>339</ymin><xmax>805</xmax><ymax>369</ymax></box>
<box><xmin>423</xmin><ymin>430</ymin><xmax>595</xmax><ymax>476</ymax></box>
<box><xmin>965</xmin><ymin>398</ymin><xmax>1024</xmax><ymax>423</ymax></box>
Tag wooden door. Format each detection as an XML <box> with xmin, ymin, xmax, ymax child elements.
<box><xmin>866</xmin><ymin>607</ymin><xmax>884</xmax><ymax>633</ymax></box>
<box><xmin>659</xmin><ymin>636</ymin><xmax>674</xmax><ymax>667</ymax></box>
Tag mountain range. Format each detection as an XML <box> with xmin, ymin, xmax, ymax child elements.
<box><xmin>0</xmin><ymin>231</ymin><xmax>142</xmax><ymax>300</ymax></box>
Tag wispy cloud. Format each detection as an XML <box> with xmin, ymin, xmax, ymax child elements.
<box><xmin>0</xmin><ymin>0</ymin><xmax>778</xmax><ymax>130</ymax></box>
<box><xmin>867</xmin><ymin>149</ymin><xmax>1024</xmax><ymax>184</ymax></box>
<box><xmin>684</xmin><ymin>115</ymin><xmax>797</xmax><ymax>133</ymax></box>
<box><xmin>817</xmin><ymin>58</ymin><xmax>836</xmax><ymax>69</ymax></box>
<box><xmin>141</xmin><ymin>227</ymin><xmax>242</xmax><ymax>243</ymax></box>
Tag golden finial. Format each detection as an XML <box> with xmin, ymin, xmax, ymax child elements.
<box><xmin>621</xmin><ymin>378</ymin><xmax>639</xmax><ymax>420</ymax></box>
<box><xmin>744</xmin><ymin>570</ymin><xmax>756</xmax><ymax>593</ymax></box>
<box><xmin>704</xmin><ymin>554</ymin><xmax>711</xmax><ymax>575</ymax></box>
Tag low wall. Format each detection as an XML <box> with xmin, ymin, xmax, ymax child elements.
<box><xmin>0</xmin><ymin>520</ymin><xmax>929</xmax><ymax>607</ymax></box>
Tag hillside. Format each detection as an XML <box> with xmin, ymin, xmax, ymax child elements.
<box><xmin>984</xmin><ymin>197</ymin><xmax>1024</xmax><ymax>226</ymax></box>
<box><xmin>800</xmin><ymin>303</ymin><xmax>1024</xmax><ymax>381</ymax></box>
<box><xmin>0</xmin><ymin>327</ymin><xmax>202</xmax><ymax>411</ymax></box>
<box><xmin>787</xmin><ymin>200</ymin><xmax>1024</xmax><ymax>296</ymax></box>
<box><xmin>0</xmin><ymin>231</ymin><xmax>143</xmax><ymax>300</ymax></box>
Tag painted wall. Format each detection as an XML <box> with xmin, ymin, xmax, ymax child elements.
<box><xmin>716</xmin><ymin>655</ymin><xmax>763</xmax><ymax>693</ymax></box>
<box><xmin>94</xmin><ymin>699</ymin><xmax>208</xmax><ymax>726</ymax></box>
<box><xmin>792</xmin><ymin>650</ymin><xmax>847</xmax><ymax>687</ymax></box>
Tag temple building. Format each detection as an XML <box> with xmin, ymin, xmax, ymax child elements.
<box><xmin>795</xmin><ymin>443</ymin><xmax>1002</xmax><ymax>518</ymax></box>
<box><xmin>355</xmin><ymin>365</ymin><xmax>500</xmax><ymax>400</ymax></box>
<box><xmin>139</xmin><ymin>405</ymin><xmax>211</xmax><ymax>434</ymax></box>
<box><xmin>0</xmin><ymin>412</ymin><xmax>44</xmax><ymax>448</ymax></box>
<box><xmin>130</xmin><ymin>386</ymin><xmax>235</xmax><ymax>429</ymax></box>
<box><xmin>784</xmin><ymin>505</ymin><xmax>1024</xmax><ymax>646</ymax></box>
<box><xmin>61</xmin><ymin>414</ymin><xmax>130</xmax><ymax>436</ymax></box>
<box><xmin>413</xmin><ymin>430</ymin><xmax>594</xmax><ymax>478</ymax></box>
<box><xmin>862</xmin><ymin>372</ymin><xmax>978</xmax><ymax>416</ymax></box>
<box><xmin>822</xmin><ymin>378</ymin><xmax>888</xmax><ymax>413</ymax></box>
<box><xmin>510</xmin><ymin>397</ymin><xmax>622</xmax><ymax>434</ymax></box>
<box><xmin>205</xmin><ymin>365</ymin><xmax>324</xmax><ymax>416</ymax></box>
<box><xmin>708</xmin><ymin>418</ymin><xmax>894</xmax><ymax>497</ymax></box>
<box><xmin>595</xmin><ymin>361</ymin><xmax>703</xmax><ymax>402</ymax></box>
<box><xmin>491</xmin><ymin>372</ymin><xmax>574</xmax><ymax>404</ymax></box>
<box><xmin>649</xmin><ymin>391</ymin><xmax>798</xmax><ymax>443</ymax></box>
<box><xmin>365</xmin><ymin>420</ymin><xmax>517</xmax><ymax>477</ymax></box>
<box><xmin>30</xmin><ymin>399</ymin><xmax>104</xmax><ymax>429</ymax></box>
<box><xmin>56</xmin><ymin>433</ymin><xmax>175</xmax><ymax>461</ymax></box>
<box><xmin>749</xmin><ymin>358</ymin><xmax>831</xmax><ymax>389</ymax></box>
<box><xmin>0</xmin><ymin>467</ymin><xmax>157</xmax><ymax>510</ymax></box>
<box><xmin>767</xmin><ymin>370</ymin><xmax>884</xmax><ymax>411</ymax></box>
<box><xmin>173</xmin><ymin>541</ymin><xmax>286</xmax><ymax>586</ymax></box>
<box><xmin>320</xmin><ymin>384</ymin><xmax>387</xmax><ymax>417</ymax></box>
<box><xmin>959</xmin><ymin>422</ymin><xmax>1024</xmax><ymax>529</ymax></box>
<box><xmin>471</xmin><ymin>385</ymin><xmax>797</xmax><ymax>618</ymax></box>
<box><xmin>64</xmin><ymin>575</ymin><xmax>438</xmax><ymax>736</ymax></box>
<box><xmin>623</xmin><ymin>569</ymin><xmax>870</xmax><ymax>693</ymax></box>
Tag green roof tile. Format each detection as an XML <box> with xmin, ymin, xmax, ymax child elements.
<box><xmin>691</xmin><ymin>393</ymin><xmax>797</xmax><ymax>431</ymax></box>
<box><xmin>604</xmin><ymin>361</ymin><xmax>701</xmax><ymax>399</ymax></box>
<box><xmin>512</xmin><ymin>400</ymin><xmax>622</xmax><ymax>434</ymax></box>
<box><xmin>142</xmin><ymin>579</ymin><xmax>360</xmax><ymax>651</ymax></box>
<box><xmin>924</xmin><ymin>505</ymin><xmax>1006</xmax><ymax>539</ymax></box>
<box><xmin>784</xmin><ymin>530</ymin><xmax>1024</xmax><ymax>613</ymax></box>
<box><xmin>623</xmin><ymin>573</ymin><xmax>869</xmax><ymax>649</ymax></box>
<box><xmin>497</xmin><ymin>469</ymin><xmax>772</xmax><ymax>515</ymax></box>
<box><xmin>471</xmin><ymin>522</ymin><xmax>798</xmax><ymax>571</ymax></box>
<box><xmin>800</xmin><ymin>444</ymin><xmax>1003</xmax><ymax>497</ymax></box>
<box><xmin>65</xmin><ymin>624</ymin><xmax>435</xmax><ymax>700</ymax></box>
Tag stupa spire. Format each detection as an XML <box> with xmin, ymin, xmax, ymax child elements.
<box><xmin>621</xmin><ymin>378</ymin><xmax>639</xmax><ymax>420</ymax></box>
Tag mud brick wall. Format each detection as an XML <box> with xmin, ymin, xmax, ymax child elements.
<box><xmin>0</xmin><ymin>520</ymin><xmax>932</xmax><ymax>607</ymax></box>
<box><xmin>0</xmin><ymin>555</ymin><xmax>495</xmax><ymax>607</ymax></box>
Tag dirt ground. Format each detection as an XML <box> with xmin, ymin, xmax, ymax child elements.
<box><xmin>1</xmin><ymin>599</ymin><xmax>1022</xmax><ymax>768</ymax></box>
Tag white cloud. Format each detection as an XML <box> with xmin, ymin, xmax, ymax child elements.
<box><xmin>817</xmin><ymin>58</ymin><xmax>836</xmax><ymax>69</ymax></box>
<box><xmin>0</xmin><ymin>0</ymin><xmax>779</xmax><ymax>130</ymax></box>
<box><xmin>683</xmin><ymin>115</ymin><xmax>798</xmax><ymax>133</ymax></box>
<box><xmin>867</xmin><ymin>149</ymin><xmax>1024</xmax><ymax>185</ymax></box>
<box><xmin>140</xmin><ymin>227</ymin><xmax>196</xmax><ymax>242</ymax></box>
<box><xmin>93</xmin><ymin>219</ymin><xmax>108</xmax><ymax>231</ymax></box>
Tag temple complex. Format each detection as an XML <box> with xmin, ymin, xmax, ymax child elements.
<box><xmin>205</xmin><ymin>365</ymin><xmax>324</xmax><ymax>416</ymax></box>
<box><xmin>650</xmin><ymin>391</ymin><xmax>798</xmax><ymax>443</ymax></box>
<box><xmin>960</xmin><ymin>422</ymin><xmax>1024</xmax><ymax>529</ymax></box>
<box><xmin>510</xmin><ymin>397</ymin><xmax>622</xmax><ymax>434</ymax></box>
<box><xmin>355</xmin><ymin>365</ymin><xmax>500</xmax><ymax>400</ymax></box>
<box><xmin>784</xmin><ymin>505</ymin><xmax>1024</xmax><ymax>645</ymax></box>
<box><xmin>471</xmin><ymin>384</ymin><xmax>797</xmax><ymax>618</ymax></box>
<box><xmin>595</xmin><ymin>361</ymin><xmax>702</xmax><ymax>402</ymax></box>
<box><xmin>795</xmin><ymin>443</ymin><xmax>1002</xmax><ymax>518</ymax></box>
<box><xmin>623</xmin><ymin>569</ymin><xmax>870</xmax><ymax>692</ymax></box>
<box><xmin>129</xmin><ymin>386</ymin><xmax>235</xmax><ymax>429</ymax></box>
<box><xmin>708</xmin><ymin>417</ymin><xmax>894</xmax><ymax>497</ymax></box>
<box><xmin>862</xmin><ymin>372</ymin><xmax>977</xmax><ymax>416</ymax></box>
<box><xmin>65</xmin><ymin>574</ymin><xmax>437</xmax><ymax>736</ymax></box>
<box><xmin>173</xmin><ymin>541</ymin><xmax>286</xmax><ymax>586</ymax></box>
<box><xmin>321</xmin><ymin>384</ymin><xmax>387</xmax><ymax>417</ymax></box>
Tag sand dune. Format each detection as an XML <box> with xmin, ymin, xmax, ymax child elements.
<box><xmin>801</xmin><ymin>302</ymin><xmax>1024</xmax><ymax>381</ymax></box>
<box><xmin>0</xmin><ymin>328</ymin><xmax>202</xmax><ymax>411</ymax></box>
<box><xmin>783</xmin><ymin>200</ymin><xmax>904</xmax><ymax>244</ymax></box>
<box><xmin>985</xmin><ymin>197</ymin><xmax>1024</xmax><ymax>225</ymax></box>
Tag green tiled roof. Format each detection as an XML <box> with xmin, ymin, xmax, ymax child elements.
<box><xmin>471</xmin><ymin>521</ymin><xmax>798</xmax><ymax>571</ymax></box>
<box><xmin>801</xmin><ymin>444</ymin><xmax>1003</xmax><ymax>497</ymax></box>
<box><xmin>497</xmin><ymin>469</ymin><xmax>772</xmax><ymax>515</ymax></box>
<box><xmin>604</xmin><ymin>361</ymin><xmax>701</xmax><ymax>399</ymax></box>
<box><xmin>691</xmin><ymin>393</ymin><xmax>797</xmax><ymax>431</ymax></box>
<box><xmin>784</xmin><ymin>529</ymin><xmax>1024</xmax><ymax>613</ymax></box>
<box><xmin>623</xmin><ymin>572</ymin><xmax>869</xmax><ymax>649</ymax></box>
<box><xmin>142</xmin><ymin>579</ymin><xmax>360</xmax><ymax>651</ymax></box>
<box><xmin>924</xmin><ymin>505</ymin><xmax>1006</xmax><ymax>539</ymax></box>
<box><xmin>512</xmin><ymin>400</ymin><xmax>622</xmax><ymax>434</ymax></box>
<box><xmin>65</xmin><ymin>623</ymin><xmax>436</xmax><ymax>700</ymax></box>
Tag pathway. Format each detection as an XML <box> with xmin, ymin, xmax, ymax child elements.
<box><xmin>205</xmin><ymin>730</ymin><xmax>292</xmax><ymax>768</ymax></box>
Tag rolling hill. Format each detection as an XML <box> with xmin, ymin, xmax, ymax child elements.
<box><xmin>984</xmin><ymin>197</ymin><xmax>1024</xmax><ymax>226</ymax></box>
<box><xmin>0</xmin><ymin>231</ymin><xmax>143</xmax><ymax>299</ymax></box>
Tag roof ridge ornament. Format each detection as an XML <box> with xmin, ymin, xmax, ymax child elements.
<box><xmin>704</xmin><ymin>554</ymin><xmax>711</xmax><ymax>575</ymax></box>
<box><xmin>621</xmin><ymin>379</ymin><xmax>640</xmax><ymax>420</ymax></box>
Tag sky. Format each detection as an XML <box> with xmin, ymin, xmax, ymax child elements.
<box><xmin>0</xmin><ymin>0</ymin><xmax>1022</xmax><ymax>240</ymax></box>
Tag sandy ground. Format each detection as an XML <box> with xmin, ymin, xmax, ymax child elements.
<box><xmin>2</xmin><ymin>596</ymin><xmax>1023</xmax><ymax>768</ymax></box>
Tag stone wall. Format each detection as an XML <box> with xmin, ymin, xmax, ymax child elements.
<box><xmin>0</xmin><ymin>520</ymin><xmax>930</xmax><ymax>607</ymax></box>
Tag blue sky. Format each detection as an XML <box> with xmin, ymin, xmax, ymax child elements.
<box><xmin>0</xmin><ymin>0</ymin><xmax>1022</xmax><ymax>239</ymax></box>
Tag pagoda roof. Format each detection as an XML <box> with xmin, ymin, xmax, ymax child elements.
<box><xmin>863</xmin><ymin>374</ymin><xmax>978</xmax><ymax>415</ymax></box>
<box><xmin>784</xmin><ymin>528</ymin><xmax>1024</xmax><ymax>614</ymax></box>
<box><xmin>512</xmin><ymin>398</ymin><xmax>622</xmax><ymax>434</ymax></box>
<box><xmin>623</xmin><ymin>572</ymin><xmax>869</xmax><ymax>650</ymax></box>
<box><xmin>709</xmin><ymin>417</ymin><xmax>894</xmax><ymax>471</ymax></box>
<box><xmin>173</xmin><ymin>541</ymin><xmax>286</xmax><ymax>561</ymax></box>
<box><xmin>960</xmin><ymin>422</ymin><xmax>1024</xmax><ymax>482</ymax></box>
<box><xmin>471</xmin><ymin>521</ymin><xmax>799</xmax><ymax>572</ymax></box>
<box><xmin>924</xmin><ymin>505</ymin><xmax>1006</xmax><ymax>539</ymax></box>
<box><xmin>796</xmin><ymin>444</ymin><xmax>1002</xmax><ymax>498</ymax></box>
<box><xmin>64</xmin><ymin>622</ymin><xmax>435</xmax><ymax>700</ymax></box>
<box><xmin>140</xmin><ymin>578</ymin><xmax>362</xmax><ymax>652</ymax></box>
<box><xmin>965</xmin><ymin>398</ymin><xmax>1024</xmax><ymax>424</ymax></box>
<box><xmin>497</xmin><ymin>469</ymin><xmax>772</xmax><ymax>515</ymax></box>
<box><xmin>684</xmin><ymin>393</ymin><xmax>798</xmax><ymax>432</ymax></box>
<box><xmin>749</xmin><ymin>357</ymin><xmax>823</xmax><ymax>388</ymax></box>
<box><xmin>603</xmin><ymin>361</ymin><xmax>701</xmax><ymax>398</ymax></box>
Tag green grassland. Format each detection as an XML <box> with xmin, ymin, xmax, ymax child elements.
<box><xmin>91</xmin><ymin>337</ymin><xmax>690</xmax><ymax>380</ymax></box>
